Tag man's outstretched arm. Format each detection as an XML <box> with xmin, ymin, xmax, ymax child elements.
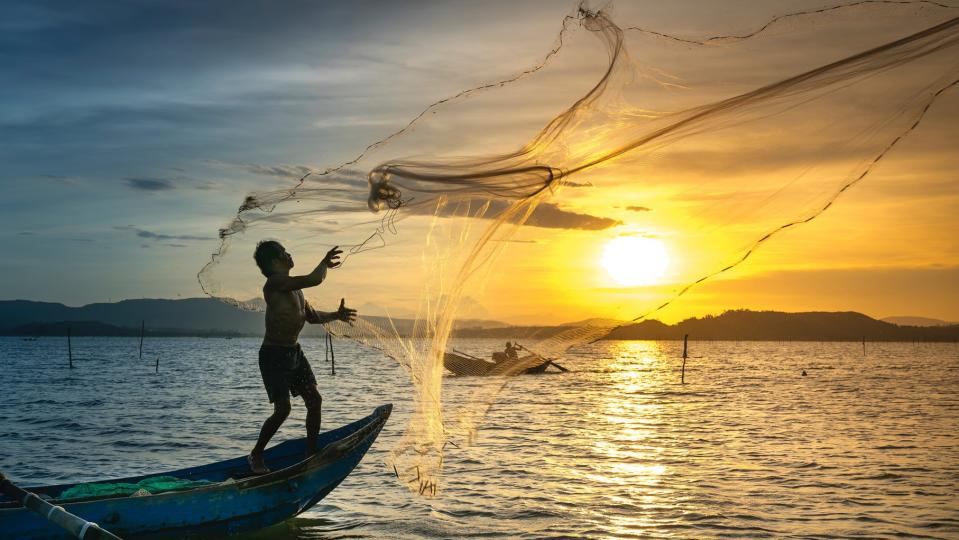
<box><xmin>267</xmin><ymin>246</ymin><xmax>342</xmax><ymax>292</ymax></box>
<box><xmin>306</xmin><ymin>298</ymin><xmax>357</xmax><ymax>325</ymax></box>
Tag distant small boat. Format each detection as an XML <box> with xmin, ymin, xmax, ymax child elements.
<box><xmin>443</xmin><ymin>350</ymin><xmax>556</xmax><ymax>376</ymax></box>
<box><xmin>0</xmin><ymin>405</ymin><xmax>391</xmax><ymax>539</ymax></box>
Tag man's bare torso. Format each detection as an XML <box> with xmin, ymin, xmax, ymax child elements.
<box><xmin>263</xmin><ymin>286</ymin><xmax>307</xmax><ymax>346</ymax></box>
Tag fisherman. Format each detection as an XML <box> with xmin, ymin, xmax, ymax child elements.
<box><xmin>505</xmin><ymin>341</ymin><xmax>520</xmax><ymax>360</ymax></box>
<box><xmin>248</xmin><ymin>241</ymin><xmax>357</xmax><ymax>475</ymax></box>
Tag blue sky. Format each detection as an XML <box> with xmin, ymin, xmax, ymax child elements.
<box><xmin>1</xmin><ymin>0</ymin><xmax>574</xmax><ymax>303</ymax></box>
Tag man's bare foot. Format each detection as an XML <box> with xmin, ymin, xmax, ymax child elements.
<box><xmin>247</xmin><ymin>453</ymin><xmax>270</xmax><ymax>475</ymax></box>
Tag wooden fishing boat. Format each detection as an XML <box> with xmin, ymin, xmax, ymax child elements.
<box><xmin>443</xmin><ymin>351</ymin><xmax>554</xmax><ymax>376</ymax></box>
<box><xmin>443</xmin><ymin>351</ymin><xmax>496</xmax><ymax>376</ymax></box>
<box><xmin>0</xmin><ymin>404</ymin><xmax>391</xmax><ymax>539</ymax></box>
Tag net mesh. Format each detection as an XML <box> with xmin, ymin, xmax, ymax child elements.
<box><xmin>197</xmin><ymin>1</ymin><xmax>959</xmax><ymax>496</ymax></box>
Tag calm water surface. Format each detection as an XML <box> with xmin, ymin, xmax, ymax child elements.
<box><xmin>1</xmin><ymin>337</ymin><xmax>958</xmax><ymax>539</ymax></box>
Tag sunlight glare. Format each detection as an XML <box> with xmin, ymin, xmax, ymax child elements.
<box><xmin>601</xmin><ymin>236</ymin><xmax>669</xmax><ymax>286</ymax></box>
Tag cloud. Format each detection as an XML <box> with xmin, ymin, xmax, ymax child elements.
<box><xmin>625</xmin><ymin>205</ymin><xmax>651</xmax><ymax>212</ymax></box>
<box><xmin>18</xmin><ymin>231</ymin><xmax>35</xmax><ymax>236</ymax></box>
<box><xmin>417</xmin><ymin>199</ymin><xmax>621</xmax><ymax>230</ymax></box>
<box><xmin>116</xmin><ymin>225</ymin><xmax>208</xmax><ymax>242</ymax></box>
<box><xmin>245</xmin><ymin>164</ymin><xmax>313</xmax><ymax>179</ymax></box>
<box><xmin>523</xmin><ymin>202</ymin><xmax>622</xmax><ymax>230</ymax></box>
<box><xmin>124</xmin><ymin>177</ymin><xmax>175</xmax><ymax>191</ymax></box>
<box><xmin>193</xmin><ymin>180</ymin><xmax>221</xmax><ymax>191</ymax></box>
<box><xmin>40</xmin><ymin>174</ymin><xmax>83</xmax><ymax>186</ymax></box>
<box><xmin>243</xmin><ymin>163</ymin><xmax>370</xmax><ymax>190</ymax></box>
<box><xmin>70</xmin><ymin>238</ymin><xmax>95</xmax><ymax>242</ymax></box>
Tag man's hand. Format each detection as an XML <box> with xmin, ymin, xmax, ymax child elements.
<box><xmin>335</xmin><ymin>298</ymin><xmax>357</xmax><ymax>325</ymax></box>
<box><xmin>322</xmin><ymin>246</ymin><xmax>343</xmax><ymax>269</ymax></box>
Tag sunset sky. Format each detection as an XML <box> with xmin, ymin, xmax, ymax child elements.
<box><xmin>3</xmin><ymin>0</ymin><xmax>957</xmax><ymax>325</ymax></box>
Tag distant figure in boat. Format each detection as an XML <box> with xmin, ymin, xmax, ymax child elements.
<box><xmin>802</xmin><ymin>370</ymin><xmax>807</xmax><ymax>376</ymax></box>
<box><xmin>248</xmin><ymin>241</ymin><xmax>357</xmax><ymax>475</ymax></box>
<box><xmin>493</xmin><ymin>341</ymin><xmax>521</xmax><ymax>363</ymax></box>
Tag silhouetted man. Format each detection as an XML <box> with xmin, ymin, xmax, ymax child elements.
<box><xmin>248</xmin><ymin>241</ymin><xmax>356</xmax><ymax>475</ymax></box>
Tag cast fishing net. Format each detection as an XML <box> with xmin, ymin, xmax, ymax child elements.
<box><xmin>198</xmin><ymin>1</ymin><xmax>959</xmax><ymax>496</ymax></box>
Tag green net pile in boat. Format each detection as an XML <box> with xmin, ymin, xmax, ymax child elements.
<box><xmin>58</xmin><ymin>476</ymin><xmax>215</xmax><ymax>501</ymax></box>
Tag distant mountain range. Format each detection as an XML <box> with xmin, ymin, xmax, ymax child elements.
<box><xmin>456</xmin><ymin>310</ymin><xmax>959</xmax><ymax>341</ymax></box>
<box><xmin>0</xmin><ymin>298</ymin><xmax>505</xmax><ymax>338</ymax></box>
<box><xmin>600</xmin><ymin>310</ymin><xmax>959</xmax><ymax>341</ymax></box>
<box><xmin>0</xmin><ymin>298</ymin><xmax>265</xmax><ymax>336</ymax></box>
<box><xmin>1</xmin><ymin>299</ymin><xmax>957</xmax><ymax>341</ymax></box>
<box><xmin>880</xmin><ymin>316</ymin><xmax>957</xmax><ymax>327</ymax></box>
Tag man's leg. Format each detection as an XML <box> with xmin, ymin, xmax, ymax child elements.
<box><xmin>250</xmin><ymin>398</ymin><xmax>291</xmax><ymax>473</ymax></box>
<box><xmin>298</xmin><ymin>384</ymin><xmax>322</xmax><ymax>456</ymax></box>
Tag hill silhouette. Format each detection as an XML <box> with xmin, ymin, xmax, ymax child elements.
<box><xmin>456</xmin><ymin>310</ymin><xmax>959</xmax><ymax>342</ymax></box>
<box><xmin>2</xmin><ymin>300</ymin><xmax>956</xmax><ymax>341</ymax></box>
<box><xmin>602</xmin><ymin>310</ymin><xmax>959</xmax><ymax>341</ymax></box>
<box><xmin>0</xmin><ymin>298</ymin><xmax>263</xmax><ymax>335</ymax></box>
<box><xmin>881</xmin><ymin>316</ymin><xmax>956</xmax><ymax>327</ymax></box>
<box><xmin>0</xmin><ymin>298</ymin><xmax>505</xmax><ymax>337</ymax></box>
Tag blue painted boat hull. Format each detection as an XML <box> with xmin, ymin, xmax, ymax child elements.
<box><xmin>0</xmin><ymin>404</ymin><xmax>392</xmax><ymax>539</ymax></box>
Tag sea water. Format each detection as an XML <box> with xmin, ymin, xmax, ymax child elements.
<box><xmin>1</xmin><ymin>337</ymin><xmax>957</xmax><ymax>539</ymax></box>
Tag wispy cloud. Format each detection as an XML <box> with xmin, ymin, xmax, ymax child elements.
<box><xmin>116</xmin><ymin>225</ymin><xmax>208</xmax><ymax>242</ymax></box>
<box><xmin>124</xmin><ymin>177</ymin><xmax>175</xmax><ymax>191</ymax></box>
<box><xmin>523</xmin><ymin>202</ymin><xmax>622</xmax><ymax>230</ymax></box>
<box><xmin>40</xmin><ymin>174</ymin><xmax>83</xmax><ymax>186</ymax></box>
<box><xmin>245</xmin><ymin>164</ymin><xmax>313</xmax><ymax>179</ymax></box>
<box><xmin>193</xmin><ymin>180</ymin><xmax>221</xmax><ymax>191</ymax></box>
<box><xmin>237</xmin><ymin>163</ymin><xmax>370</xmax><ymax>192</ymax></box>
<box><xmin>490</xmin><ymin>238</ymin><xmax>538</xmax><ymax>243</ymax></box>
<box><xmin>421</xmin><ymin>200</ymin><xmax>622</xmax><ymax>230</ymax></box>
<box><xmin>625</xmin><ymin>206</ymin><xmax>651</xmax><ymax>212</ymax></box>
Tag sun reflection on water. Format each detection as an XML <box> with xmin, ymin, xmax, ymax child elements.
<box><xmin>569</xmin><ymin>341</ymin><xmax>691</xmax><ymax>535</ymax></box>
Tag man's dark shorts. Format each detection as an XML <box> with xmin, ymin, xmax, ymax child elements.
<box><xmin>258</xmin><ymin>344</ymin><xmax>317</xmax><ymax>403</ymax></box>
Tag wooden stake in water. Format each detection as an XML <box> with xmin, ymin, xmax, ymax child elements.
<box><xmin>139</xmin><ymin>319</ymin><xmax>145</xmax><ymax>360</ymax></box>
<box><xmin>681</xmin><ymin>333</ymin><xmax>688</xmax><ymax>384</ymax></box>
<box><xmin>67</xmin><ymin>327</ymin><xmax>73</xmax><ymax>369</ymax></box>
<box><xmin>862</xmin><ymin>335</ymin><xmax>866</xmax><ymax>355</ymax></box>
<box><xmin>328</xmin><ymin>332</ymin><xmax>336</xmax><ymax>376</ymax></box>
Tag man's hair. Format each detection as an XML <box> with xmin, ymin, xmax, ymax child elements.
<box><xmin>254</xmin><ymin>240</ymin><xmax>284</xmax><ymax>277</ymax></box>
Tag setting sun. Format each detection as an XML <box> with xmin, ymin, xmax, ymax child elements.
<box><xmin>601</xmin><ymin>236</ymin><xmax>669</xmax><ymax>286</ymax></box>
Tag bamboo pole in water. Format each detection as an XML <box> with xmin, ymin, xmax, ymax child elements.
<box><xmin>68</xmin><ymin>327</ymin><xmax>73</xmax><ymax>369</ymax></box>
<box><xmin>329</xmin><ymin>332</ymin><xmax>336</xmax><ymax>376</ymax></box>
<box><xmin>681</xmin><ymin>334</ymin><xmax>688</xmax><ymax>384</ymax></box>
<box><xmin>139</xmin><ymin>320</ymin><xmax>144</xmax><ymax>360</ymax></box>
